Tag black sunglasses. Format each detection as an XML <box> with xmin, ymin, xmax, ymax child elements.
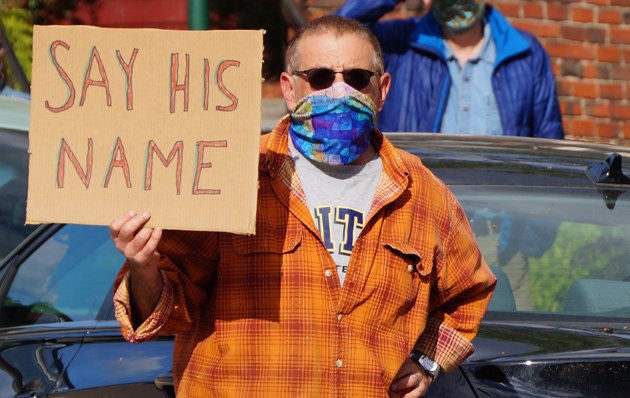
<box><xmin>293</xmin><ymin>68</ymin><xmax>378</xmax><ymax>91</ymax></box>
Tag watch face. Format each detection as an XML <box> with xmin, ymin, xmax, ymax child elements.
<box><xmin>419</xmin><ymin>356</ymin><xmax>439</xmax><ymax>372</ymax></box>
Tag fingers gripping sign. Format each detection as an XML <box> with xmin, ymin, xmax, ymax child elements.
<box><xmin>110</xmin><ymin>210</ymin><xmax>164</xmax><ymax>327</ymax></box>
<box><xmin>110</xmin><ymin>210</ymin><xmax>162</xmax><ymax>269</ymax></box>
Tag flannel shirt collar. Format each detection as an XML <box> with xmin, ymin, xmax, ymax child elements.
<box><xmin>262</xmin><ymin>115</ymin><xmax>411</xmax><ymax>222</ymax></box>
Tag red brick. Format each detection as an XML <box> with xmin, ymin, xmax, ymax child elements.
<box><xmin>571</xmin><ymin>7</ymin><xmax>595</xmax><ymax>22</ymax></box>
<box><xmin>572</xmin><ymin>119</ymin><xmax>598</xmax><ymax>137</ymax></box>
<box><xmin>599</xmin><ymin>9</ymin><xmax>623</xmax><ymax>24</ymax></box>
<box><xmin>560</xmin><ymin>100</ymin><xmax>584</xmax><ymax>116</ymax></box>
<box><xmin>80</xmin><ymin>0</ymin><xmax>187</xmax><ymax>28</ymax></box>
<box><xmin>623</xmin><ymin>124</ymin><xmax>630</xmax><ymax>139</ymax></box>
<box><xmin>495</xmin><ymin>2</ymin><xmax>521</xmax><ymax>18</ymax></box>
<box><xmin>548</xmin><ymin>4</ymin><xmax>569</xmax><ymax>20</ymax></box>
<box><xmin>588</xmin><ymin>28</ymin><xmax>607</xmax><ymax>43</ymax></box>
<box><xmin>600</xmin><ymin>82</ymin><xmax>624</xmax><ymax>100</ymax></box>
<box><xmin>545</xmin><ymin>42</ymin><xmax>595</xmax><ymax>60</ymax></box>
<box><xmin>561</xmin><ymin>59</ymin><xmax>583</xmax><ymax>77</ymax></box>
<box><xmin>612</xmin><ymin>66</ymin><xmax>630</xmax><ymax>80</ymax></box>
<box><xmin>561</xmin><ymin>26</ymin><xmax>587</xmax><ymax>41</ymax></box>
<box><xmin>611</xmin><ymin>27</ymin><xmax>630</xmax><ymax>44</ymax></box>
<box><xmin>560</xmin><ymin>26</ymin><xmax>606</xmax><ymax>43</ymax></box>
<box><xmin>552</xmin><ymin>61</ymin><xmax>561</xmax><ymax>75</ymax></box>
<box><xmin>587</xmin><ymin>102</ymin><xmax>612</xmax><ymax>118</ymax></box>
<box><xmin>625</xmin><ymin>49</ymin><xmax>630</xmax><ymax>63</ymax></box>
<box><xmin>583</xmin><ymin>63</ymin><xmax>611</xmax><ymax>79</ymax></box>
<box><xmin>598</xmin><ymin>46</ymin><xmax>622</xmax><ymax>63</ymax></box>
<box><xmin>612</xmin><ymin>104</ymin><xmax>630</xmax><ymax>120</ymax></box>
<box><xmin>562</xmin><ymin>119</ymin><xmax>573</xmax><ymax>137</ymax></box>
<box><xmin>573</xmin><ymin>81</ymin><xmax>599</xmax><ymax>99</ymax></box>
<box><xmin>512</xmin><ymin>21</ymin><xmax>561</xmax><ymax>38</ymax></box>
<box><xmin>524</xmin><ymin>3</ymin><xmax>544</xmax><ymax>19</ymax></box>
<box><xmin>610</xmin><ymin>0</ymin><xmax>630</xmax><ymax>6</ymax></box>
<box><xmin>557</xmin><ymin>79</ymin><xmax>573</xmax><ymax>96</ymax></box>
<box><xmin>598</xmin><ymin>122</ymin><xmax>619</xmax><ymax>139</ymax></box>
<box><xmin>586</xmin><ymin>0</ymin><xmax>610</xmax><ymax>5</ymax></box>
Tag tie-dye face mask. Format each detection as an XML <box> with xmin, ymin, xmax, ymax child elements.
<box><xmin>432</xmin><ymin>0</ymin><xmax>486</xmax><ymax>34</ymax></box>
<box><xmin>289</xmin><ymin>82</ymin><xmax>377</xmax><ymax>166</ymax></box>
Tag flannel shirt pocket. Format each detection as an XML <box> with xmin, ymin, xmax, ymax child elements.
<box><xmin>371</xmin><ymin>241</ymin><xmax>430</xmax><ymax>332</ymax></box>
<box><xmin>224</xmin><ymin>221</ymin><xmax>303</xmax><ymax>312</ymax></box>
<box><xmin>230</xmin><ymin>226</ymin><xmax>301</xmax><ymax>255</ymax></box>
<box><xmin>384</xmin><ymin>241</ymin><xmax>428</xmax><ymax>276</ymax></box>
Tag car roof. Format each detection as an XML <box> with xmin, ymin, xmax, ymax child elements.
<box><xmin>386</xmin><ymin>133</ymin><xmax>630</xmax><ymax>188</ymax></box>
<box><xmin>0</xmin><ymin>96</ymin><xmax>30</xmax><ymax>132</ymax></box>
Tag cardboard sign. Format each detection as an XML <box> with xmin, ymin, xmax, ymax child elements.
<box><xmin>27</xmin><ymin>26</ymin><xmax>264</xmax><ymax>234</ymax></box>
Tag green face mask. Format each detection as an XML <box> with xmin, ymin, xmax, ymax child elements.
<box><xmin>432</xmin><ymin>0</ymin><xmax>486</xmax><ymax>34</ymax></box>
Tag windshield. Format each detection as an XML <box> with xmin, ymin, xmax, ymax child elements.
<box><xmin>453</xmin><ymin>186</ymin><xmax>630</xmax><ymax>321</ymax></box>
<box><xmin>0</xmin><ymin>127</ymin><xmax>36</xmax><ymax>260</ymax></box>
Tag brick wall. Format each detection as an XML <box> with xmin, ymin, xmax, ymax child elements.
<box><xmin>74</xmin><ymin>0</ymin><xmax>188</xmax><ymax>29</ymax></box>
<box><xmin>71</xmin><ymin>0</ymin><xmax>629</xmax><ymax>144</ymax></box>
<box><xmin>300</xmin><ymin>0</ymin><xmax>630</xmax><ymax>145</ymax></box>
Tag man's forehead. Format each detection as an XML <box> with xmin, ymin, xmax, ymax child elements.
<box><xmin>297</xmin><ymin>31</ymin><xmax>374</xmax><ymax>63</ymax></box>
<box><xmin>300</xmin><ymin>30</ymin><xmax>366</xmax><ymax>45</ymax></box>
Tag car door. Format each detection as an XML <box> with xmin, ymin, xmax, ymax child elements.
<box><xmin>0</xmin><ymin>224</ymin><xmax>174</xmax><ymax>398</ymax></box>
<box><xmin>0</xmin><ymin>125</ymin><xmax>36</xmax><ymax>260</ymax></box>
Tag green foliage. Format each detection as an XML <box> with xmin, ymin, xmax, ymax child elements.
<box><xmin>0</xmin><ymin>6</ymin><xmax>33</xmax><ymax>89</ymax></box>
<box><xmin>26</xmin><ymin>0</ymin><xmax>98</xmax><ymax>25</ymax></box>
<box><xmin>529</xmin><ymin>222</ymin><xmax>630</xmax><ymax>312</ymax></box>
<box><xmin>1</xmin><ymin>1</ymin><xmax>98</xmax><ymax>89</ymax></box>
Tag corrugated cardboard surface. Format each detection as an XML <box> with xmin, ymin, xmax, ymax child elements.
<box><xmin>27</xmin><ymin>26</ymin><xmax>263</xmax><ymax>234</ymax></box>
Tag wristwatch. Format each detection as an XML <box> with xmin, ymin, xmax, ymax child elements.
<box><xmin>409</xmin><ymin>351</ymin><xmax>441</xmax><ymax>379</ymax></box>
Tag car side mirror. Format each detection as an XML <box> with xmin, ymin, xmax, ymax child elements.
<box><xmin>586</xmin><ymin>153</ymin><xmax>630</xmax><ymax>210</ymax></box>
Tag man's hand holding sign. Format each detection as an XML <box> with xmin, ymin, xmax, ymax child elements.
<box><xmin>27</xmin><ymin>26</ymin><xmax>263</xmax><ymax>234</ymax></box>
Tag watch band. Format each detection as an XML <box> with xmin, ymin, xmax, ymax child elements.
<box><xmin>409</xmin><ymin>351</ymin><xmax>441</xmax><ymax>378</ymax></box>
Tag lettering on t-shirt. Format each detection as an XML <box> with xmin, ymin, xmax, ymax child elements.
<box><xmin>313</xmin><ymin>205</ymin><xmax>365</xmax><ymax>283</ymax></box>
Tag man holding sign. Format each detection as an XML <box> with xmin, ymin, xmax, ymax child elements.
<box><xmin>110</xmin><ymin>16</ymin><xmax>495</xmax><ymax>398</ymax></box>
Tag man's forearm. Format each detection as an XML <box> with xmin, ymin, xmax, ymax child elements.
<box><xmin>336</xmin><ymin>0</ymin><xmax>400</xmax><ymax>24</ymax></box>
<box><xmin>128</xmin><ymin>265</ymin><xmax>163</xmax><ymax>329</ymax></box>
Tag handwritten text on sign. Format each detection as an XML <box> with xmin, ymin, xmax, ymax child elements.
<box><xmin>27</xmin><ymin>26</ymin><xmax>264</xmax><ymax>234</ymax></box>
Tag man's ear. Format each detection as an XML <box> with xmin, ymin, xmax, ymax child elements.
<box><xmin>377</xmin><ymin>72</ymin><xmax>392</xmax><ymax>112</ymax></box>
<box><xmin>280</xmin><ymin>71</ymin><xmax>297</xmax><ymax>112</ymax></box>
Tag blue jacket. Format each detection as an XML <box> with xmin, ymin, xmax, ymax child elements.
<box><xmin>337</xmin><ymin>1</ymin><xmax>564</xmax><ymax>138</ymax></box>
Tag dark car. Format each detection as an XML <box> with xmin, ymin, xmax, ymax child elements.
<box><xmin>1</xmin><ymin>133</ymin><xmax>630</xmax><ymax>397</ymax></box>
<box><xmin>0</xmin><ymin>96</ymin><xmax>36</xmax><ymax>260</ymax></box>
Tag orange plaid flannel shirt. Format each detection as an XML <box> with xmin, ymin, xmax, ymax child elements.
<box><xmin>114</xmin><ymin>116</ymin><xmax>496</xmax><ymax>398</ymax></box>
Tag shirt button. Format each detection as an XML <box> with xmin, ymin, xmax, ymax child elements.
<box><xmin>463</xmin><ymin>107</ymin><xmax>469</xmax><ymax>112</ymax></box>
<box><xmin>407</xmin><ymin>264</ymin><xmax>414</xmax><ymax>273</ymax></box>
<box><xmin>325</xmin><ymin>269</ymin><xmax>332</xmax><ymax>277</ymax></box>
<box><xmin>336</xmin><ymin>359</ymin><xmax>343</xmax><ymax>368</ymax></box>
<box><xmin>337</xmin><ymin>314</ymin><xmax>343</xmax><ymax>321</ymax></box>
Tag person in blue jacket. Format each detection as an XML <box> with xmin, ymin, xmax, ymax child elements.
<box><xmin>337</xmin><ymin>0</ymin><xmax>564</xmax><ymax>138</ymax></box>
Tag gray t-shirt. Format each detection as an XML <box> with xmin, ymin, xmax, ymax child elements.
<box><xmin>289</xmin><ymin>138</ymin><xmax>383</xmax><ymax>286</ymax></box>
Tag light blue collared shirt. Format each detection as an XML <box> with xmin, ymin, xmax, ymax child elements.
<box><xmin>440</xmin><ymin>22</ymin><xmax>502</xmax><ymax>135</ymax></box>
<box><xmin>0</xmin><ymin>81</ymin><xmax>30</xmax><ymax>101</ymax></box>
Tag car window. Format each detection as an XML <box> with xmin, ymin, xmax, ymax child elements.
<box><xmin>0</xmin><ymin>127</ymin><xmax>36</xmax><ymax>259</ymax></box>
<box><xmin>0</xmin><ymin>224</ymin><xmax>124</xmax><ymax>327</ymax></box>
<box><xmin>454</xmin><ymin>186</ymin><xmax>630</xmax><ymax>321</ymax></box>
